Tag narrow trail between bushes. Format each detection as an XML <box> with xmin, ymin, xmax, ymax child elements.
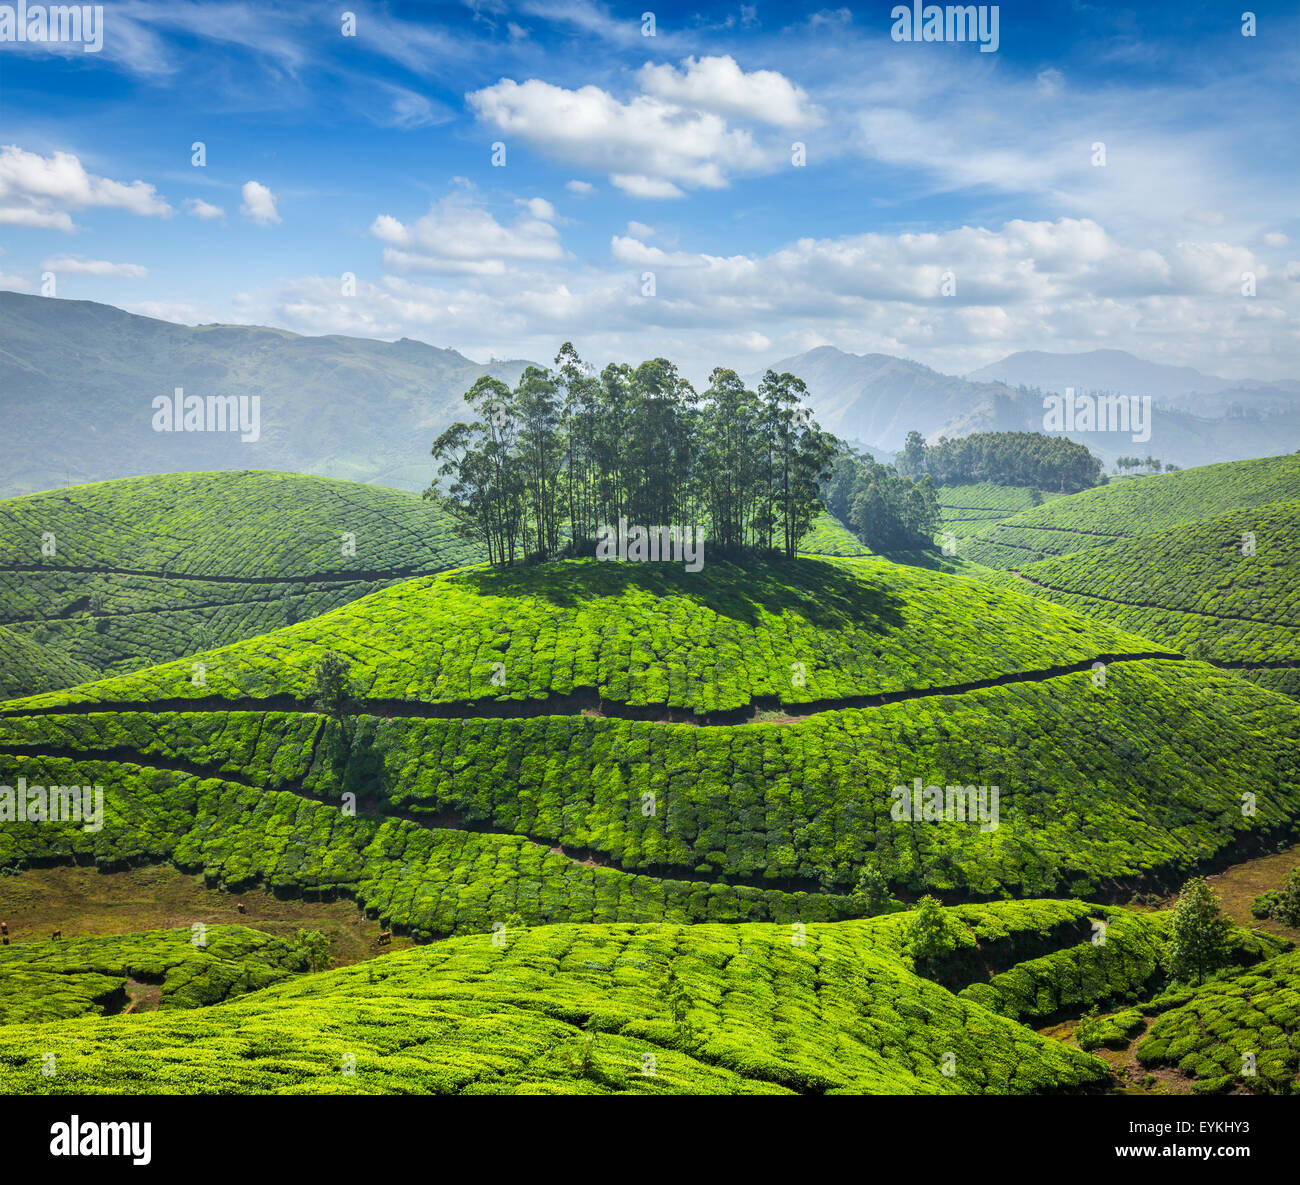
<box><xmin>0</xmin><ymin>651</ymin><xmax>1189</xmax><ymax>726</ymax></box>
<box><xmin>0</xmin><ymin>742</ymin><xmax>831</xmax><ymax>895</ymax></box>
<box><xmin>0</xmin><ymin>562</ymin><xmax>448</xmax><ymax>587</ymax></box>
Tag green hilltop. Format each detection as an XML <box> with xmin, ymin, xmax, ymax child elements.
<box><xmin>3</xmin><ymin>554</ymin><xmax>1297</xmax><ymax>909</ymax></box>
<box><xmin>952</xmin><ymin>453</ymin><xmax>1300</xmax><ymax>568</ymax></box>
<box><xmin>0</xmin><ymin>470</ymin><xmax>484</xmax><ymax>693</ymax></box>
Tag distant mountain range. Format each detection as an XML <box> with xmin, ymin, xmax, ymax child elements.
<box><xmin>0</xmin><ymin>291</ymin><xmax>529</xmax><ymax>497</ymax></box>
<box><xmin>761</xmin><ymin>345</ymin><xmax>1299</xmax><ymax>471</ymax></box>
<box><xmin>1</xmin><ymin>292</ymin><xmax>1296</xmax><ymax>497</ymax></box>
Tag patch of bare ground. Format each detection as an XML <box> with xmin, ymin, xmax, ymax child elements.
<box><xmin>1038</xmin><ymin>1016</ymin><xmax>1191</xmax><ymax>1096</ymax></box>
<box><xmin>123</xmin><ymin>978</ymin><xmax>162</xmax><ymax>1013</ymax></box>
<box><xmin>0</xmin><ymin>863</ymin><xmax>412</xmax><ymax>965</ymax></box>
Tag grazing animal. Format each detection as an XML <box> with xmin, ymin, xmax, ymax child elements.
<box><xmin>2</xmin><ymin>936</ymin><xmax>8</xmax><ymax>945</ymax></box>
<box><xmin>236</xmin><ymin>903</ymin><xmax>246</xmax><ymax>914</ymax></box>
<box><xmin>377</xmin><ymin>930</ymin><xmax>392</xmax><ymax>945</ymax></box>
<box><xmin>0</xmin><ymin>920</ymin><xmax>8</xmax><ymax>935</ymax></box>
<box><xmin>51</xmin><ymin>929</ymin><xmax>62</xmax><ymax>940</ymax></box>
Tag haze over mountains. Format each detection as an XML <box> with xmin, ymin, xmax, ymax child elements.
<box><xmin>0</xmin><ymin>291</ymin><xmax>528</xmax><ymax>497</ymax></box>
<box><xmin>771</xmin><ymin>345</ymin><xmax>1300</xmax><ymax>470</ymax></box>
<box><xmin>2</xmin><ymin>291</ymin><xmax>1296</xmax><ymax>498</ymax></box>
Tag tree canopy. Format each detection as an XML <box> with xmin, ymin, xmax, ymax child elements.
<box><xmin>428</xmin><ymin>346</ymin><xmax>836</xmax><ymax>565</ymax></box>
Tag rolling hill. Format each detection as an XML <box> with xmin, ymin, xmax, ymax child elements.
<box><xmin>0</xmin><ymin>899</ymin><xmax>1286</xmax><ymax>1095</ymax></box>
<box><xmin>0</xmin><ymin>470</ymin><xmax>484</xmax><ymax>694</ymax></box>
<box><xmin>981</xmin><ymin>500</ymin><xmax>1300</xmax><ymax>697</ymax></box>
<box><xmin>3</xmin><ymin>555</ymin><xmax>1297</xmax><ymax>916</ymax></box>
<box><xmin>953</xmin><ymin>454</ymin><xmax>1300</xmax><ymax>569</ymax></box>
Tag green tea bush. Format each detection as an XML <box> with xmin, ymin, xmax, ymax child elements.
<box><xmin>0</xmin><ymin>911</ymin><xmax>1112</xmax><ymax>1095</ymax></box>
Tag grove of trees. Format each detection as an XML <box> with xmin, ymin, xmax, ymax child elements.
<box><xmin>898</xmin><ymin>430</ymin><xmax>1104</xmax><ymax>492</ymax></box>
<box><xmin>428</xmin><ymin>345</ymin><xmax>836</xmax><ymax>566</ymax></box>
<box><xmin>821</xmin><ymin>448</ymin><xmax>940</xmax><ymax>551</ymax></box>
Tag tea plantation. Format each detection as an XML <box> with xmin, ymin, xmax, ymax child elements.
<box><xmin>0</xmin><ymin>907</ymin><xmax>1118</xmax><ymax>1095</ymax></box>
<box><xmin>2</xmin><ymin>558</ymin><xmax>1297</xmax><ymax>901</ymax></box>
<box><xmin>0</xmin><ymin>926</ymin><xmax>310</xmax><ymax>1023</ymax></box>
<box><xmin>982</xmin><ymin>499</ymin><xmax>1300</xmax><ymax>695</ymax></box>
<box><xmin>955</xmin><ymin>454</ymin><xmax>1300</xmax><ymax>568</ymax></box>
<box><xmin>0</xmin><ymin>471</ymin><xmax>483</xmax><ymax>691</ymax></box>
<box><xmin>3</xmin><ymin>458</ymin><xmax>1299</xmax><ymax>1097</ymax></box>
<box><xmin>1134</xmin><ymin>950</ymin><xmax>1300</xmax><ymax>1093</ymax></box>
<box><xmin>3</xmin><ymin>555</ymin><xmax>1171</xmax><ymax>715</ymax></box>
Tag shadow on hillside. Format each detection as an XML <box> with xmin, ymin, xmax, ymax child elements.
<box><xmin>457</xmin><ymin>554</ymin><xmax>907</xmax><ymax>634</ymax></box>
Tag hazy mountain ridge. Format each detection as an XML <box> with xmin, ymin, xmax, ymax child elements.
<box><xmin>4</xmin><ymin>293</ymin><xmax>1296</xmax><ymax>498</ymax></box>
<box><xmin>0</xmin><ymin>291</ymin><xmax>531</xmax><ymax>497</ymax></box>
<box><xmin>766</xmin><ymin>345</ymin><xmax>1299</xmax><ymax>470</ymax></box>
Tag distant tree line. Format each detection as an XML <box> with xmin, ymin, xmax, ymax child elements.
<box><xmin>427</xmin><ymin>344</ymin><xmax>837</xmax><ymax>566</ymax></box>
<box><xmin>1115</xmin><ymin>455</ymin><xmax>1178</xmax><ymax>475</ymax></box>
<box><xmin>821</xmin><ymin>448</ymin><xmax>940</xmax><ymax>551</ymax></box>
<box><xmin>897</xmin><ymin>430</ymin><xmax>1103</xmax><ymax>492</ymax></box>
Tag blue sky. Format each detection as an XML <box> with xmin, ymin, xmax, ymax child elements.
<box><xmin>0</xmin><ymin>0</ymin><xmax>1297</xmax><ymax>381</ymax></box>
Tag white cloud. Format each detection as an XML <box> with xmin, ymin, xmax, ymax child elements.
<box><xmin>41</xmin><ymin>255</ymin><xmax>148</xmax><ymax>278</ymax></box>
<box><xmin>370</xmin><ymin>192</ymin><xmax>563</xmax><ymax>275</ymax></box>
<box><xmin>1264</xmin><ymin>232</ymin><xmax>1289</xmax><ymax>247</ymax></box>
<box><xmin>185</xmin><ymin>197</ymin><xmax>226</xmax><ymax>220</ymax></box>
<box><xmin>636</xmin><ymin>55</ymin><xmax>820</xmax><ymax>129</ymax></box>
<box><xmin>0</xmin><ymin>145</ymin><xmax>171</xmax><ymax>230</ymax></box>
<box><xmin>1035</xmin><ymin>68</ymin><xmax>1064</xmax><ymax>98</ymax></box>
<box><xmin>627</xmin><ymin>221</ymin><xmax>654</xmax><ymax>240</ymax></box>
<box><xmin>467</xmin><ymin>77</ymin><xmax>769</xmax><ymax>195</ymax></box>
<box><xmin>516</xmin><ymin>196</ymin><xmax>556</xmax><ymax>221</ymax></box>
<box><xmin>611</xmin><ymin>174</ymin><xmax>685</xmax><ymax>199</ymax></box>
<box><xmin>566</xmin><ymin>179</ymin><xmax>596</xmax><ymax>196</ymax></box>
<box><xmin>240</xmin><ymin>180</ymin><xmax>280</xmax><ymax>225</ymax></box>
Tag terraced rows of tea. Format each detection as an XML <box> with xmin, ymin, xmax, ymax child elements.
<box><xmin>0</xmin><ymin>904</ymin><xmax>1128</xmax><ymax>1094</ymax></box>
<box><xmin>3</xmin><ymin>898</ymin><xmax>1291</xmax><ymax>1096</ymax></box>
<box><xmin>0</xmin><ymin>471</ymin><xmax>483</xmax><ymax>692</ymax></box>
<box><xmin>0</xmin><ymin>926</ymin><xmax>310</xmax><ymax>1023</ymax></box>
<box><xmin>4</xmin><ymin>556</ymin><xmax>1172</xmax><ymax>715</ymax></box>
<box><xmin>4</xmin><ymin>459</ymin><xmax>1299</xmax><ymax>1097</ymax></box>
<box><xmin>936</xmin><ymin>483</ymin><xmax>1065</xmax><ymax>551</ymax></box>
<box><xmin>982</xmin><ymin>500</ymin><xmax>1300</xmax><ymax>696</ymax></box>
<box><xmin>954</xmin><ymin>454</ymin><xmax>1300</xmax><ymax>568</ymax></box>
<box><xmin>3</xmin><ymin>554</ymin><xmax>1298</xmax><ymax>914</ymax></box>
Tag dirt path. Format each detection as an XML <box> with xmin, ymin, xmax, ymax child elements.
<box><xmin>0</xmin><ymin>651</ymin><xmax>1186</xmax><ymax>727</ymax></box>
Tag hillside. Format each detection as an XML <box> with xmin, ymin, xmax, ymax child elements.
<box><xmin>0</xmin><ymin>470</ymin><xmax>484</xmax><ymax>692</ymax></box>
<box><xmin>954</xmin><ymin>454</ymin><xmax>1300</xmax><ymax>568</ymax></box>
<box><xmin>0</xmin><ymin>292</ymin><xmax>531</xmax><ymax>497</ymax></box>
<box><xmin>3</xmin><ymin>556</ymin><xmax>1297</xmax><ymax>911</ymax></box>
<box><xmin>0</xmin><ymin>926</ymin><xmax>310</xmax><ymax>1024</ymax></box>
<box><xmin>0</xmin><ymin>905</ymin><xmax>1119</xmax><ymax>1095</ymax></box>
<box><xmin>0</xmin><ymin>626</ymin><xmax>98</xmax><ymax>700</ymax></box>
<box><xmin>982</xmin><ymin>500</ymin><xmax>1300</xmax><ymax>696</ymax></box>
<box><xmin>755</xmin><ymin>346</ymin><xmax>1031</xmax><ymax>452</ymax></box>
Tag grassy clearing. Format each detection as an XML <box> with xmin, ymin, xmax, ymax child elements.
<box><xmin>0</xmin><ymin>863</ymin><xmax>408</xmax><ymax>965</ymax></box>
